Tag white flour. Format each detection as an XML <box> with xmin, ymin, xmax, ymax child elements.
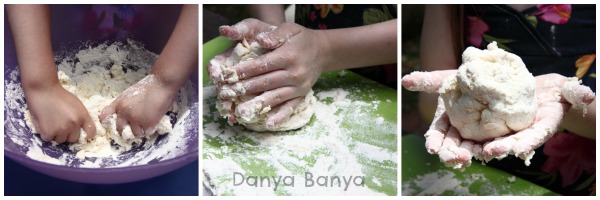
<box><xmin>4</xmin><ymin>40</ymin><xmax>196</xmax><ymax>168</ymax></box>
<box><xmin>203</xmin><ymin>85</ymin><xmax>397</xmax><ymax>195</ymax></box>
<box><xmin>402</xmin><ymin>170</ymin><xmax>507</xmax><ymax>195</ymax></box>
<box><xmin>401</xmin><ymin>169</ymin><xmax>543</xmax><ymax>195</ymax></box>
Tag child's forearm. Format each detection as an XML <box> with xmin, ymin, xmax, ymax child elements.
<box><xmin>7</xmin><ymin>4</ymin><xmax>59</xmax><ymax>91</ymax></box>
<box><xmin>249</xmin><ymin>4</ymin><xmax>285</xmax><ymax>25</ymax></box>
<box><xmin>151</xmin><ymin>4</ymin><xmax>198</xmax><ymax>91</ymax></box>
<box><xmin>320</xmin><ymin>19</ymin><xmax>397</xmax><ymax>72</ymax></box>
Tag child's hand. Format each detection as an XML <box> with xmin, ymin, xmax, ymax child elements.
<box><xmin>215</xmin><ymin>22</ymin><xmax>329</xmax><ymax>127</ymax></box>
<box><xmin>25</xmin><ymin>84</ymin><xmax>96</xmax><ymax>143</ymax></box>
<box><xmin>99</xmin><ymin>74</ymin><xmax>177</xmax><ymax>137</ymax></box>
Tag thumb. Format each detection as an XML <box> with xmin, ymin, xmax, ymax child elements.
<box><xmin>401</xmin><ymin>70</ymin><xmax>457</xmax><ymax>93</ymax></box>
<box><xmin>562</xmin><ymin>77</ymin><xmax>595</xmax><ymax>106</ymax></box>
<box><xmin>255</xmin><ymin>23</ymin><xmax>301</xmax><ymax>49</ymax></box>
<box><xmin>265</xmin><ymin>97</ymin><xmax>303</xmax><ymax>129</ymax></box>
<box><xmin>82</xmin><ymin>114</ymin><xmax>97</xmax><ymax>139</ymax></box>
<box><xmin>99</xmin><ymin>103</ymin><xmax>116</xmax><ymax>124</ymax></box>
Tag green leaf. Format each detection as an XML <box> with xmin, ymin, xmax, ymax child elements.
<box><xmin>483</xmin><ymin>34</ymin><xmax>515</xmax><ymax>51</ymax></box>
<box><xmin>482</xmin><ymin>34</ymin><xmax>516</xmax><ymax>44</ymax></box>
<box><xmin>573</xmin><ymin>173</ymin><xmax>595</xmax><ymax>191</ymax></box>
<box><xmin>590</xmin><ymin>73</ymin><xmax>596</xmax><ymax>78</ymax></box>
<box><xmin>363</xmin><ymin>8</ymin><xmax>392</xmax><ymax>25</ymax></box>
<box><xmin>526</xmin><ymin>15</ymin><xmax>538</xmax><ymax>27</ymax></box>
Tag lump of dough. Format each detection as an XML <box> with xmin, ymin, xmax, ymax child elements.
<box><xmin>213</xmin><ymin>39</ymin><xmax>316</xmax><ymax>132</ymax></box>
<box><xmin>439</xmin><ymin>42</ymin><xmax>537</xmax><ymax>142</ymax></box>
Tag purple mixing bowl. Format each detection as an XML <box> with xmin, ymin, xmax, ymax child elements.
<box><xmin>4</xmin><ymin>5</ymin><xmax>199</xmax><ymax>184</ymax></box>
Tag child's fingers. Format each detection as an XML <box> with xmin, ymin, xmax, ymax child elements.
<box><xmin>67</xmin><ymin>130</ymin><xmax>80</xmax><ymax>143</ymax></box>
<box><xmin>40</xmin><ymin>130</ymin><xmax>55</xmax><ymax>142</ymax></box>
<box><xmin>54</xmin><ymin>132</ymin><xmax>68</xmax><ymax>144</ymax></box>
<box><xmin>561</xmin><ymin>77</ymin><xmax>595</xmax><ymax>107</ymax></box>
<box><xmin>265</xmin><ymin>97</ymin><xmax>303</xmax><ymax>128</ymax></box>
<box><xmin>130</xmin><ymin>123</ymin><xmax>144</xmax><ymax>137</ymax></box>
<box><xmin>98</xmin><ymin>103</ymin><xmax>116</xmax><ymax>124</ymax></box>
<box><xmin>437</xmin><ymin>127</ymin><xmax>472</xmax><ymax>170</ymax></box>
<box><xmin>255</xmin><ymin>23</ymin><xmax>302</xmax><ymax>49</ymax></box>
<box><xmin>424</xmin><ymin>97</ymin><xmax>450</xmax><ymax>154</ymax></box>
<box><xmin>82</xmin><ymin>113</ymin><xmax>97</xmax><ymax>139</ymax></box>
<box><xmin>219</xmin><ymin>18</ymin><xmax>272</xmax><ymax>41</ymax></box>
<box><xmin>116</xmin><ymin>115</ymin><xmax>128</xmax><ymax>134</ymax></box>
<box><xmin>207</xmin><ymin>49</ymin><xmax>233</xmax><ymax>84</ymax></box>
<box><xmin>235</xmin><ymin>86</ymin><xmax>299</xmax><ymax>121</ymax></box>
<box><xmin>401</xmin><ymin>70</ymin><xmax>457</xmax><ymax>93</ymax></box>
<box><xmin>219</xmin><ymin>70</ymin><xmax>291</xmax><ymax>99</ymax></box>
<box><xmin>229</xmin><ymin>51</ymin><xmax>287</xmax><ymax>81</ymax></box>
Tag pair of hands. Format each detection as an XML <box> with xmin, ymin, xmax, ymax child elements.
<box><xmin>27</xmin><ymin>73</ymin><xmax>176</xmax><ymax>143</ymax></box>
<box><xmin>207</xmin><ymin>19</ymin><xmax>326</xmax><ymax>127</ymax></box>
<box><xmin>402</xmin><ymin>70</ymin><xmax>595</xmax><ymax>169</ymax></box>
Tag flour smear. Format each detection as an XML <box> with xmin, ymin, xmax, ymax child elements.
<box><xmin>4</xmin><ymin>39</ymin><xmax>198</xmax><ymax>168</ymax></box>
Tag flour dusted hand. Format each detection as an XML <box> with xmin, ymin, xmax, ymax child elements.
<box><xmin>402</xmin><ymin>42</ymin><xmax>595</xmax><ymax>170</ymax></box>
<box><xmin>208</xmin><ymin>38</ymin><xmax>316</xmax><ymax>132</ymax></box>
<box><xmin>99</xmin><ymin>74</ymin><xmax>177</xmax><ymax>137</ymax></box>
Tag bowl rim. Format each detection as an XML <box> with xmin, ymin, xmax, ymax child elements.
<box><xmin>4</xmin><ymin>146</ymin><xmax>198</xmax><ymax>172</ymax></box>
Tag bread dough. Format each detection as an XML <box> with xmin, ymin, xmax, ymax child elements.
<box><xmin>439</xmin><ymin>42</ymin><xmax>537</xmax><ymax>142</ymax></box>
<box><xmin>24</xmin><ymin>41</ymin><xmax>174</xmax><ymax>159</ymax></box>
<box><xmin>212</xmin><ymin>39</ymin><xmax>316</xmax><ymax>132</ymax></box>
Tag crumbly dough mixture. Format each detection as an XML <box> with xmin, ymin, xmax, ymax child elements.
<box><xmin>24</xmin><ymin>41</ymin><xmax>174</xmax><ymax>159</ymax></box>
<box><xmin>439</xmin><ymin>42</ymin><xmax>537</xmax><ymax>142</ymax></box>
<box><xmin>212</xmin><ymin>39</ymin><xmax>316</xmax><ymax>132</ymax></box>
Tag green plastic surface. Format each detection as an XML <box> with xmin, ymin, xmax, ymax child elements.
<box><xmin>401</xmin><ymin>134</ymin><xmax>558</xmax><ymax>196</ymax></box>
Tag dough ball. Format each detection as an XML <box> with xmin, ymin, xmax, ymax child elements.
<box><xmin>439</xmin><ymin>42</ymin><xmax>537</xmax><ymax>142</ymax></box>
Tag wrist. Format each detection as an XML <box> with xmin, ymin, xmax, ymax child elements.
<box><xmin>150</xmin><ymin>69</ymin><xmax>186</xmax><ymax>92</ymax></box>
<box><xmin>315</xmin><ymin>30</ymin><xmax>336</xmax><ymax>73</ymax></box>
<box><xmin>22</xmin><ymin>76</ymin><xmax>60</xmax><ymax>94</ymax></box>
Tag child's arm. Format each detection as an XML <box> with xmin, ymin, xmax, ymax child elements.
<box><xmin>99</xmin><ymin>4</ymin><xmax>198</xmax><ymax>137</ymax></box>
<box><xmin>8</xmin><ymin>4</ymin><xmax>96</xmax><ymax>143</ymax></box>
<box><xmin>248</xmin><ymin>4</ymin><xmax>285</xmax><ymax>25</ymax></box>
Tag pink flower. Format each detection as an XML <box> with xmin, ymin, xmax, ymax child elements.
<box><xmin>318</xmin><ymin>23</ymin><xmax>327</xmax><ymax>30</ymax></box>
<box><xmin>535</xmin><ymin>4</ymin><xmax>571</xmax><ymax>24</ymax></box>
<box><xmin>466</xmin><ymin>16</ymin><xmax>489</xmax><ymax>47</ymax></box>
<box><xmin>310</xmin><ymin>11</ymin><xmax>317</xmax><ymax>22</ymax></box>
<box><xmin>541</xmin><ymin>131</ymin><xmax>595</xmax><ymax>187</ymax></box>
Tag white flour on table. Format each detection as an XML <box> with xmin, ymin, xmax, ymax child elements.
<box><xmin>4</xmin><ymin>40</ymin><xmax>196</xmax><ymax>168</ymax></box>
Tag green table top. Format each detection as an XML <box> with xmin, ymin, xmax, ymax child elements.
<box><xmin>202</xmin><ymin>36</ymin><xmax>397</xmax><ymax>195</ymax></box>
<box><xmin>401</xmin><ymin>134</ymin><xmax>558</xmax><ymax>196</ymax></box>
